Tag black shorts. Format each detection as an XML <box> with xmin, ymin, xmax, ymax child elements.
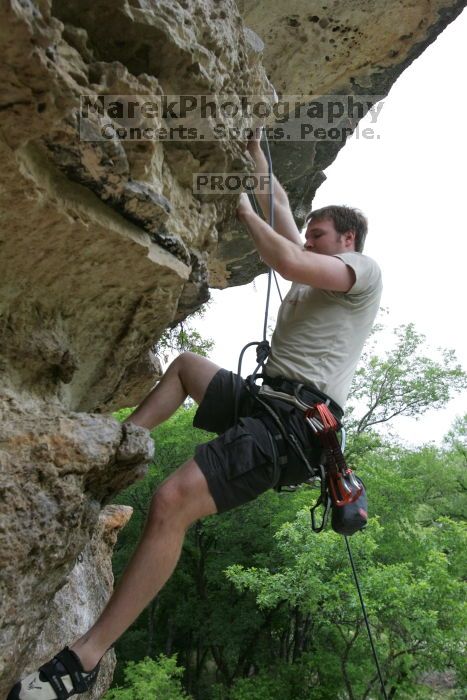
<box><xmin>193</xmin><ymin>369</ymin><xmax>323</xmax><ymax>513</ymax></box>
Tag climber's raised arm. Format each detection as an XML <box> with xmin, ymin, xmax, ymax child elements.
<box><xmin>247</xmin><ymin>132</ymin><xmax>303</xmax><ymax>247</ymax></box>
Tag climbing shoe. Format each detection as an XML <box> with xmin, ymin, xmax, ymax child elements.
<box><xmin>7</xmin><ymin>646</ymin><xmax>100</xmax><ymax>699</ymax></box>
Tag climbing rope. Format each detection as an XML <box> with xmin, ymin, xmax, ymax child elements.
<box><xmin>345</xmin><ymin>536</ymin><xmax>389</xmax><ymax>699</ymax></box>
<box><xmin>236</xmin><ymin>126</ymin><xmax>283</xmax><ymax>385</ymax></box>
<box><xmin>234</xmin><ymin>129</ymin><xmax>276</xmax><ymax>420</ymax></box>
<box><xmin>235</xmin><ymin>128</ymin><xmax>388</xmax><ymax>699</ymax></box>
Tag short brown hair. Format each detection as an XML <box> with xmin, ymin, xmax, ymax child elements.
<box><xmin>306</xmin><ymin>205</ymin><xmax>368</xmax><ymax>252</ymax></box>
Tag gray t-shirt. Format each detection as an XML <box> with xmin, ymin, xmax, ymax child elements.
<box><xmin>265</xmin><ymin>252</ymin><xmax>382</xmax><ymax>408</ymax></box>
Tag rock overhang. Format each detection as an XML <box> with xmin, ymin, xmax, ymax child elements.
<box><xmin>1</xmin><ymin>1</ymin><xmax>465</xmax><ymax>413</ymax></box>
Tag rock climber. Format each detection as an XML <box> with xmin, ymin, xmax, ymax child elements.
<box><xmin>7</xmin><ymin>134</ymin><xmax>382</xmax><ymax>699</ymax></box>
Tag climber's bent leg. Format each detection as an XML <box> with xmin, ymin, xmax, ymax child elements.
<box><xmin>69</xmin><ymin>457</ymin><xmax>217</xmax><ymax>672</ymax></box>
<box><xmin>125</xmin><ymin>351</ymin><xmax>221</xmax><ymax>430</ymax></box>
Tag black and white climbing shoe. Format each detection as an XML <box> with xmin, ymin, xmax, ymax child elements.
<box><xmin>7</xmin><ymin>646</ymin><xmax>100</xmax><ymax>699</ymax></box>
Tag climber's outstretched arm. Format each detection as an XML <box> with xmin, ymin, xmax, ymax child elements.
<box><xmin>247</xmin><ymin>134</ymin><xmax>303</xmax><ymax>247</ymax></box>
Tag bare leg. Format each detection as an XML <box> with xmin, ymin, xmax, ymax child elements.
<box><xmin>69</xmin><ymin>354</ymin><xmax>220</xmax><ymax>669</ymax></box>
<box><xmin>70</xmin><ymin>458</ymin><xmax>217</xmax><ymax>671</ymax></box>
<box><xmin>125</xmin><ymin>351</ymin><xmax>221</xmax><ymax>430</ymax></box>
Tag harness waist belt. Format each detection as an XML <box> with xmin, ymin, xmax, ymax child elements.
<box><xmin>261</xmin><ymin>374</ymin><xmax>344</xmax><ymax>420</ymax></box>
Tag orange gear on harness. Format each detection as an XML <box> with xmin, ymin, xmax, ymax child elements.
<box><xmin>305</xmin><ymin>402</ymin><xmax>363</xmax><ymax>506</ymax></box>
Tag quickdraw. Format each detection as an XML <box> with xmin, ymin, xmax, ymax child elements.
<box><xmin>305</xmin><ymin>402</ymin><xmax>362</xmax><ymax>506</ymax></box>
<box><xmin>304</xmin><ymin>400</ymin><xmax>367</xmax><ymax>536</ymax></box>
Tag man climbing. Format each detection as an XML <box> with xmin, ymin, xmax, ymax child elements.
<box><xmin>8</xmin><ymin>135</ymin><xmax>382</xmax><ymax>699</ymax></box>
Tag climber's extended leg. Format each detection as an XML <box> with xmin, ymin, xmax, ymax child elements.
<box><xmin>125</xmin><ymin>351</ymin><xmax>221</xmax><ymax>430</ymax></box>
<box><xmin>69</xmin><ymin>457</ymin><xmax>217</xmax><ymax>669</ymax></box>
<box><xmin>7</xmin><ymin>457</ymin><xmax>216</xmax><ymax>699</ymax></box>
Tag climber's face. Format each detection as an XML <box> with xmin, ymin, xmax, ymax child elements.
<box><xmin>304</xmin><ymin>218</ymin><xmax>356</xmax><ymax>255</ymax></box>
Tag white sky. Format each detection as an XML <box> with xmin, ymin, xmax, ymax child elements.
<box><xmin>192</xmin><ymin>9</ymin><xmax>467</xmax><ymax>446</ymax></box>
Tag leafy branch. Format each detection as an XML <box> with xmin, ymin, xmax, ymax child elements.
<box><xmin>347</xmin><ymin>323</ymin><xmax>467</xmax><ymax>434</ymax></box>
<box><xmin>154</xmin><ymin>305</ymin><xmax>214</xmax><ymax>364</ymax></box>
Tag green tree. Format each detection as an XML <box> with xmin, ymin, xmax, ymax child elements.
<box><xmin>444</xmin><ymin>414</ymin><xmax>467</xmax><ymax>466</ymax></box>
<box><xmin>103</xmin><ymin>655</ymin><xmax>192</xmax><ymax>700</ymax></box>
<box><xmin>155</xmin><ymin>306</ymin><xmax>214</xmax><ymax>363</ymax></box>
<box><xmin>225</xmin><ymin>499</ymin><xmax>466</xmax><ymax>698</ymax></box>
<box><xmin>110</xmin><ymin>431</ymin><xmax>466</xmax><ymax>698</ymax></box>
<box><xmin>347</xmin><ymin>323</ymin><xmax>466</xmax><ymax>434</ymax></box>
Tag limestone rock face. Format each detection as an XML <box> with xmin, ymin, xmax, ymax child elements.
<box><xmin>0</xmin><ymin>0</ymin><xmax>272</xmax><ymax>416</ymax></box>
<box><xmin>0</xmin><ymin>0</ymin><xmax>465</xmax><ymax>695</ymax></box>
<box><xmin>26</xmin><ymin>505</ymin><xmax>134</xmax><ymax>699</ymax></box>
<box><xmin>0</xmin><ymin>401</ymin><xmax>153</xmax><ymax>693</ymax></box>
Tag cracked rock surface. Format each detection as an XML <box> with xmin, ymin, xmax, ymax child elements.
<box><xmin>18</xmin><ymin>505</ymin><xmax>134</xmax><ymax>700</ymax></box>
<box><xmin>0</xmin><ymin>0</ymin><xmax>465</xmax><ymax>694</ymax></box>
<box><xmin>0</xmin><ymin>397</ymin><xmax>153</xmax><ymax>691</ymax></box>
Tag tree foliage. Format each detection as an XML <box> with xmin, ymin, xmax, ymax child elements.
<box><xmin>348</xmin><ymin>323</ymin><xmax>466</xmax><ymax>434</ymax></box>
<box><xmin>155</xmin><ymin>306</ymin><xmax>214</xmax><ymax>364</ymax></box>
<box><xmin>103</xmin><ymin>655</ymin><xmax>191</xmax><ymax>700</ymax></box>
<box><xmin>444</xmin><ymin>414</ymin><xmax>467</xmax><ymax>466</ymax></box>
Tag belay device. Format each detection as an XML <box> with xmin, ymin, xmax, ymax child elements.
<box><xmin>306</xmin><ymin>401</ymin><xmax>368</xmax><ymax>536</ymax></box>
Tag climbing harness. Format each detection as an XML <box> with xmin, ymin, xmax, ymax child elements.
<box><xmin>244</xmin><ymin>371</ymin><xmax>368</xmax><ymax>536</ymax></box>
<box><xmin>235</xmin><ymin>128</ymin><xmax>388</xmax><ymax>699</ymax></box>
